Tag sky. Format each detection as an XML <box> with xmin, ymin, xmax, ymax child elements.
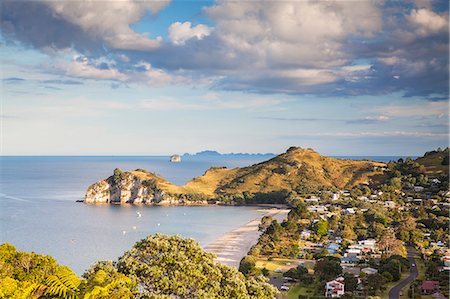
<box><xmin>0</xmin><ymin>0</ymin><xmax>448</xmax><ymax>156</ymax></box>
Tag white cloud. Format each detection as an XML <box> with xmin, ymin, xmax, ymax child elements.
<box><xmin>47</xmin><ymin>0</ymin><xmax>170</xmax><ymax>50</ymax></box>
<box><xmin>365</xmin><ymin>115</ymin><xmax>390</xmax><ymax>121</ymax></box>
<box><xmin>168</xmin><ymin>22</ymin><xmax>211</xmax><ymax>45</ymax></box>
<box><xmin>277</xmin><ymin>69</ymin><xmax>338</xmax><ymax>86</ymax></box>
<box><xmin>407</xmin><ymin>9</ymin><xmax>448</xmax><ymax>36</ymax></box>
<box><xmin>55</xmin><ymin>57</ymin><xmax>128</xmax><ymax>81</ymax></box>
<box><xmin>138</xmin><ymin>95</ymin><xmax>282</xmax><ymax>111</ymax></box>
<box><xmin>205</xmin><ymin>1</ymin><xmax>383</xmax><ymax>69</ymax></box>
<box><xmin>299</xmin><ymin>131</ymin><xmax>447</xmax><ymax>138</ymax></box>
<box><xmin>373</xmin><ymin>101</ymin><xmax>449</xmax><ymax>117</ymax></box>
<box><xmin>132</xmin><ymin>62</ymin><xmax>180</xmax><ymax>86</ymax></box>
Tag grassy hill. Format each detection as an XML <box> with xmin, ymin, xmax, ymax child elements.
<box><xmin>185</xmin><ymin>147</ymin><xmax>385</xmax><ymax>196</ymax></box>
<box><xmin>414</xmin><ymin>148</ymin><xmax>449</xmax><ymax>178</ymax></box>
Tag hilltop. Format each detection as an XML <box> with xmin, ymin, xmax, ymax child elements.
<box><xmin>185</xmin><ymin>147</ymin><xmax>385</xmax><ymax>196</ymax></box>
<box><xmin>84</xmin><ymin>147</ymin><xmax>385</xmax><ymax>204</ymax></box>
<box><xmin>415</xmin><ymin>148</ymin><xmax>449</xmax><ymax>177</ymax></box>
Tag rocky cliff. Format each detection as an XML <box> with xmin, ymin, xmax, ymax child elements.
<box><xmin>84</xmin><ymin>169</ymin><xmax>208</xmax><ymax>205</ymax></box>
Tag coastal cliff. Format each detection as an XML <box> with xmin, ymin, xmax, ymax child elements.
<box><xmin>84</xmin><ymin>169</ymin><xmax>208</xmax><ymax>205</ymax></box>
<box><xmin>84</xmin><ymin>147</ymin><xmax>387</xmax><ymax>204</ymax></box>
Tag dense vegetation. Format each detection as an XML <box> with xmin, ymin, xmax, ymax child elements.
<box><xmin>238</xmin><ymin>148</ymin><xmax>449</xmax><ymax>298</ymax></box>
<box><xmin>0</xmin><ymin>235</ymin><xmax>276</xmax><ymax>299</ymax></box>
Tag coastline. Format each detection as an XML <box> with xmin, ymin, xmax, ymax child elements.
<box><xmin>204</xmin><ymin>208</ymin><xmax>289</xmax><ymax>267</ymax></box>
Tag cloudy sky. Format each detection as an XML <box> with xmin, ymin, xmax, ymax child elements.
<box><xmin>1</xmin><ymin>0</ymin><xmax>448</xmax><ymax>155</ymax></box>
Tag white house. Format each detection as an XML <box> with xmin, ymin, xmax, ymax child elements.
<box><xmin>308</xmin><ymin>205</ymin><xmax>328</xmax><ymax>213</ymax></box>
<box><xmin>332</xmin><ymin>193</ymin><xmax>340</xmax><ymax>201</ymax></box>
<box><xmin>325</xmin><ymin>277</ymin><xmax>345</xmax><ymax>297</ymax></box>
<box><xmin>358</xmin><ymin>239</ymin><xmax>377</xmax><ymax>252</ymax></box>
<box><xmin>414</xmin><ymin>186</ymin><xmax>424</xmax><ymax>192</ymax></box>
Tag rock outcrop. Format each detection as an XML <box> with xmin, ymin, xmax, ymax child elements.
<box><xmin>84</xmin><ymin>169</ymin><xmax>208</xmax><ymax>205</ymax></box>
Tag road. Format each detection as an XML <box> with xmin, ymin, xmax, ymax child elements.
<box><xmin>389</xmin><ymin>246</ymin><xmax>419</xmax><ymax>299</ymax></box>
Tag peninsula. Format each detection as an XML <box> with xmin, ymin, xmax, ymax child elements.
<box><xmin>84</xmin><ymin>147</ymin><xmax>386</xmax><ymax>204</ymax></box>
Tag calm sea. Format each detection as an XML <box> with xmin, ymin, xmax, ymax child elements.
<box><xmin>0</xmin><ymin>155</ymin><xmax>408</xmax><ymax>274</ymax></box>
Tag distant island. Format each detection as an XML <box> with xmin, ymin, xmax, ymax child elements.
<box><xmin>183</xmin><ymin>150</ymin><xmax>275</xmax><ymax>158</ymax></box>
<box><xmin>169</xmin><ymin>154</ymin><xmax>182</xmax><ymax>163</ymax></box>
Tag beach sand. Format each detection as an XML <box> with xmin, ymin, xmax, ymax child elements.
<box><xmin>204</xmin><ymin>208</ymin><xmax>289</xmax><ymax>267</ymax></box>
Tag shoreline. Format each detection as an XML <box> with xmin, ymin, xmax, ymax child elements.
<box><xmin>203</xmin><ymin>208</ymin><xmax>289</xmax><ymax>268</ymax></box>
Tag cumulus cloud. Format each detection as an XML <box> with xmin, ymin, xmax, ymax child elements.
<box><xmin>53</xmin><ymin>56</ymin><xmax>128</xmax><ymax>81</ymax></box>
<box><xmin>48</xmin><ymin>0</ymin><xmax>169</xmax><ymax>50</ymax></box>
<box><xmin>0</xmin><ymin>0</ymin><xmax>168</xmax><ymax>52</ymax></box>
<box><xmin>169</xmin><ymin>22</ymin><xmax>211</xmax><ymax>45</ymax></box>
<box><xmin>408</xmin><ymin>8</ymin><xmax>448</xmax><ymax>36</ymax></box>
<box><xmin>0</xmin><ymin>0</ymin><xmax>448</xmax><ymax>97</ymax></box>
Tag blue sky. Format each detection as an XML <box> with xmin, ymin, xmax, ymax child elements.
<box><xmin>1</xmin><ymin>0</ymin><xmax>448</xmax><ymax>155</ymax></box>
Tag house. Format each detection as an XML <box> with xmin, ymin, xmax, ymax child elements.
<box><xmin>340</xmin><ymin>257</ymin><xmax>360</xmax><ymax>265</ymax></box>
<box><xmin>414</xmin><ymin>186</ymin><xmax>425</xmax><ymax>192</ymax></box>
<box><xmin>413</xmin><ymin>198</ymin><xmax>423</xmax><ymax>204</ymax></box>
<box><xmin>342</xmin><ymin>208</ymin><xmax>355</xmax><ymax>215</ymax></box>
<box><xmin>305</xmin><ymin>197</ymin><xmax>320</xmax><ymax>203</ymax></box>
<box><xmin>431</xmin><ymin>178</ymin><xmax>441</xmax><ymax>185</ymax></box>
<box><xmin>326</xmin><ymin>243</ymin><xmax>340</xmax><ymax>255</ymax></box>
<box><xmin>343</xmin><ymin>266</ymin><xmax>361</xmax><ymax>276</ymax></box>
<box><xmin>300</xmin><ymin>229</ymin><xmax>312</xmax><ymax>240</ymax></box>
<box><xmin>325</xmin><ymin>277</ymin><xmax>345</xmax><ymax>297</ymax></box>
<box><xmin>361</xmin><ymin>267</ymin><xmax>378</xmax><ymax>275</ymax></box>
<box><xmin>420</xmin><ymin>281</ymin><xmax>439</xmax><ymax>294</ymax></box>
<box><xmin>442</xmin><ymin>256</ymin><xmax>450</xmax><ymax>267</ymax></box>
<box><xmin>308</xmin><ymin>205</ymin><xmax>328</xmax><ymax>213</ymax></box>
<box><xmin>358</xmin><ymin>239</ymin><xmax>377</xmax><ymax>252</ymax></box>
<box><xmin>332</xmin><ymin>193</ymin><xmax>340</xmax><ymax>201</ymax></box>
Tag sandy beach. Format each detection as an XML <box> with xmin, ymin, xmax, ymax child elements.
<box><xmin>204</xmin><ymin>208</ymin><xmax>290</xmax><ymax>267</ymax></box>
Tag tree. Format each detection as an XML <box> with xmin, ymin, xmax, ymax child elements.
<box><xmin>378</xmin><ymin>230</ymin><xmax>406</xmax><ymax>257</ymax></box>
<box><xmin>284</xmin><ymin>265</ymin><xmax>308</xmax><ymax>280</ymax></box>
<box><xmin>117</xmin><ymin>234</ymin><xmax>277</xmax><ymax>298</ymax></box>
<box><xmin>343</xmin><ymin>273</ymin><xmax>358</xmax><ymax>292</ymax></box>
<box><xmin>239</xmin><ymin>255</ymin><xmax>257</xmax><ymax>276</ymax></box>
<box><xmin>82</xmin><ymin>261</ymin><xmax>136</xmax><ymax>298</ymax></box>
<box><xmin>113</xmin><ymin>168</ymin><xmax>123</xmax><ymax>185</ymax></box>
<box><xmin>363</xmin><ymin>273</ymin><xmax>386</xmax><ymax>293</ymax></box>
<box><xmin>341</xmin><ymin>225</ymin><xmax>357</xmax><ymax>241</ymax></box>
<box><xmin>314</xmin><ymin>219</ymin><xmax>329</xmax><ymax>237</ymax></box>
<box><xmin>259</xmin><ymin>215</ymin><xmax>273</xmax><ymax>231</ymax></box>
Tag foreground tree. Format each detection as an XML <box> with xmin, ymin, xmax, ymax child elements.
<box><xmin>117</xmin><ymin>234</ymin><xmax>277</xmax><ymax>298</ymax></box>
<box><xmin>2</xmin><ymin>235</ymin><xmax>277</xmax><ymax>299</ymax></box>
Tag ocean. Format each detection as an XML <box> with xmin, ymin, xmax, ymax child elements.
<box><xmin>0</xmin><ymin>155</ymin><xmax>408</xmax><ymax>274</ymax></box>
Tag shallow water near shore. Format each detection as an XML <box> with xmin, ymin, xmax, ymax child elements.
<box><xmin>0</xmin><ymin>155</ymin><xmax>407</xmax><ymax>274</ymax></box>
<box><xmin>0</xmin><ymin>156</ymin><xmax>273</xmax><ymax>274</ymax></box>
